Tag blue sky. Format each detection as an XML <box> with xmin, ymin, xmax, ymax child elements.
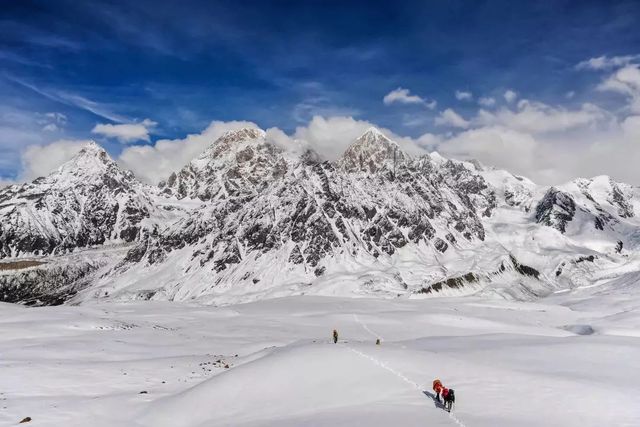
<box><xmin>2</xmin><ymin>0</ymin><xmax>640</xmax><ymax>184</ymax></box>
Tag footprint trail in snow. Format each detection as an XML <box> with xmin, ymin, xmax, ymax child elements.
<box><xmin>350</xmin><ymin>314</ymin><xmax>467</xmax><ymax>427</ymax></box>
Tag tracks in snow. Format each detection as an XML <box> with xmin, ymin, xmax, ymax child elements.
<box><xmin>348</xmin><ymin>314</ymin><xmax>467</xmax><ymax>427</ymax></box>
<box><xmin>353</xmin><ymin>313</ymin><xmax>383</xmax><ymax>341</ymax></box>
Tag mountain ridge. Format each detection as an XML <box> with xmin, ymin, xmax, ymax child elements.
<box><xmin>1</xmin><ymin>128</ymin><xmax>640</xmax><ymax>305</ymax></box>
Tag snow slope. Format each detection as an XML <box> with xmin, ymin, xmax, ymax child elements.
<box><xmin>2</xmin><ymin>293</ymin><xmax>639</xmax><ymax>426</ymax></box>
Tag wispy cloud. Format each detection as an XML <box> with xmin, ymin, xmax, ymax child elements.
<box><xmin>383</xmin><ymin>87</ymin><xmax>436</xmax><ymax>109</ymax></box>
<box><xmin>6</xmin><ymin>75</ymin><xmax>127</xmax><ymax>123</ymax></box>
<box><xmin>576</xmin><ymin>54</ymin><xmax>640</xmax><ymax>70</ymax></box>
<box><xmin>0</xmin><ymin>50</ymin><xmax>53</xmax><ymax>68</ymax></box>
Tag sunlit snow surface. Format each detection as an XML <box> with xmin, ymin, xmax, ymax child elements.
<box><xmin>2</xmin><ymin>288</ymin><xmax>639</xmax><ymax>426</ymax></box>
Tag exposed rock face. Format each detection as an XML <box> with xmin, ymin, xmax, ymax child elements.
<box><xmin>0</xmin><ymin>257</ymin><xmax>105</xmax><ymax>306</ymax></box>
<box><xmin>0</xmin><ymin>143</ymin><xmax>155</xmax><ymax>259</ymax></box>
<box><xmin>158</xmin><ymin>128</ymin><xmax>287</xmax><ymax>200</ymax></box>
<box><xmin>337</xmin><ymin>127</ymin><xmax>408</xmax><ymax>174</ymax></box>
<box><xmin>127</xmin><ymin>127</ymin><xmax>493</xmax><ymax>290</ymax></box>
<box><xmin>535</xmin><ymin>188</ymin><xmax>576</xmax><ymax>233</ymax></box>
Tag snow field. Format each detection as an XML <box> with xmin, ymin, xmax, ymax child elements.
<box><xmin>1</xmin><ymin>293</ymin><xmax>639</xmax><ymax>426</ymax></box>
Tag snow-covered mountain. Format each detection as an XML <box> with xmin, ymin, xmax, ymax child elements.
<box><xmin>0</xmin><ymin>142</ymin><xmax>193</xmax><ymax>303</ymax></box>
<box><xmin>337</xmin><ymin>127</ymin><xmax>408</xmax><ymax>173</ymax></box>
<box><xmin>0</xmin><ymin>142</ymin><xmax>157</xmax><ymax>259</ymax></box>
<box><xmin>2</xmin><ymin>128</ymin><xmax>640</xmax><ymax>305</ymax></box>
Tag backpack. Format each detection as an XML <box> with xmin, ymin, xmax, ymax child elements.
<box><xmin>447</xmin><ymin>389</ymin><xmax>455</xmax><ymax>402</ymax></box>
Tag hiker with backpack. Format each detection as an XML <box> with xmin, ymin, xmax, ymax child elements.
<box><xmin>432</xmin><ymin>378</ymin><xmax>455</xmax><ymax>412</ymax></box>
<box><xmin>332</xmin><ymin>329</ymin><xmax>338</xmax><ymax>344</ymax></box>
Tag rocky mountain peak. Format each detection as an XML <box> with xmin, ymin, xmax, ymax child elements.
<box><xmin>52</xmin><ymin>141</ymin><xmax>133</xmax><ymax>188</ymax></box>
<box><xmin>79</xmin><ymin>140</ymin><xmax>107</xmax><ymax>155</ymax></box>
<box><xmin>217</xmin><ymin>127</ymin><xmax>266</xmax><ymax>145</ymax></box>
<box><xmin>195</xmin><ymin>127</ymin><xmax>267</xmax><ymax>162</ymax></box>
<box><xmin>0</xmin><ymin>140</ymin><xmax>156</xmax><ymax>260</ymax></box>
<box><xmin>337</xmin><ymin>127</ymin><xmax>408</xmax><ymax>173</ymax></box>
<box><xmin>160</xmin><ymin>126</ymin><xmax>286</xmax><ymax>200</ymax></box>
<box><xmin>359</xmin><ymin>126</ymin><xmax>388</xmax><ymax>141</ymax></box>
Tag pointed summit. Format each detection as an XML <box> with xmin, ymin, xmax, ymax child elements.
<box><xmin>55</xmin><ymin>141</ymin><xmax>119</xmax><ymax>181</ymax></box>
<box><xmin>0</xmin><ymin>143</ymin><xmax>151</xmax><ymax>260</ymax></box>
<box><xmin>79</xmin><ymin>140</ymin><xmax>107</xmax><ymax>154</ymax></box>
<box><xmin>161</xmin><ymin>126</ymin><xmax>286</xmax><ymax>200</ymax></box>
<box><xmin>197</xmin><ymin>127</ymin><xmax>267</xmax><ymax>161</ymax></box>
<box><xmin>337</xmin><ymin>128</ymin><xmax>408</xmax><ymax>173</ymax></box>
<box><xmin>218</xmin><ymin>127</ymin><xmax>266</xmax><ymax>143</ymax></box>
<box><xmin>360</xmin><ymin>126</ymin><xmax>388</xmax><ymax>140</ymax></box>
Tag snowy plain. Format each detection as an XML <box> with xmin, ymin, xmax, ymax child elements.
<box><xmin>2</xmin><ymin>285</ymin><xmax>640</xmax><ymax>427</ymax></box>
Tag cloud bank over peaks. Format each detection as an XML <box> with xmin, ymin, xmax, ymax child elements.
<box><xmin>20</xmin><ymin>139</ymin><xmax>92</xmax><ymax>181</ymax></box>
<box><xmin>118</xmin><ymin>120</ymin><xmax>260</xmax><ymax>184</ymax></box>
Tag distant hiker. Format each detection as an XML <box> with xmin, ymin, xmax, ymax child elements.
<box><xmin>332</xmin><ymin>329</ymin><xmax>338</xmax><ymax>344</ymax></box>
<box><xmin>376</xmin><ymin>338</ymin><xmax>381</xmax><ymax>345</ymax></box>
<box><xmin>433</xmin><ymin>378</ymin><xmax>455</xmax><ymax>412</ymax></box>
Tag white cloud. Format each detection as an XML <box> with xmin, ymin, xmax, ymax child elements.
<box><xmin>118</xmin><ymin>120</ymin><xmax>259</xmax><ymax>184</ymax></box>
<box><xmin>383</xmin><ymin>87</ymin><xmax>424</xmax><ymax>105</ymax></box>
<box><xmin>435</xmin><ymin>108</ymin><xmax>470</xmax><ymax>129</ymax></box>
<box><xmin>475</xmin><ymin>100</ymin><xmax>606</xmax><ymax>133</ymax></box>
<box><xmin>504</xmin><ymin>90</ymin><xmax>518</xmax><ymax>103</ymax></box>
<box><xmin>383</xmin><ymin>87</ymin><xmax>436</xmax><ymax>109</ymax></box>
<box><xmin>598</xmin><ymin>65</ymin><xmax>640</xmax><ymax>94</ymax></box>
<box><xmin>92</xmin><ymin>118</ymin><xmax>157</xmax><ymax>143</ymax></box>
<box><xmin>292</xmin><ymin>115</ymin><xmax>429</xmax><ymax>159</ymax></box>
<box><xmin>597</xmin><ymin>64</ymin><xmax>640</xmax><ymax>112</ymax></box>
<box><xmin>439</xmin><ymin>126</ymin><xmax>539</xmax><ymax>176</ymax></box>
<box><xmin>42</xmin><ymin>123</ymin><xmax>59</xmax><ymax>132</ymax></box>
<box><xmin>576</xmin><ymin>54</ymin><xmax>640</xmax><ymax>70</ymax></box>
<box><xmin>264</xmin><ymin>127</ymin><xmax>309</xmax><ymax>157</ymax></box>
<box><xmin>478</xmin><ymin>97</ymin><xmax>496</xmax><ymax>107</ymax></box>
<box><xmin>455</xmin><ymin>90</ymin><xmax>473</xmax><ymax>101</ymax></box>
<box><xmin>20</xmin><ymin>139</ymin><xmax>90</xmax><ymax>180</ymax></box>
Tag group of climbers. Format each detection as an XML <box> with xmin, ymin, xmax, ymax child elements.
<box><xmin>433</xmin><ymin>378</ymin><xmax>455</xmax><ymax>411</ymax></box>
<box><xmin>331</xmin><ymin>329</ymin><xmax>381</xmax><ymax>345</ymax></box>
<box><xmin>331</xmin><ymin>329</ymin><xmax>456</xmax><ymax>412</ymax></box>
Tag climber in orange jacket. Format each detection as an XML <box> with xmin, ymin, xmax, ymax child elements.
<box><xmin>433</xmin><ymin>379</ymin><xmax>444</xmax><ymax>401</ymax></box>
